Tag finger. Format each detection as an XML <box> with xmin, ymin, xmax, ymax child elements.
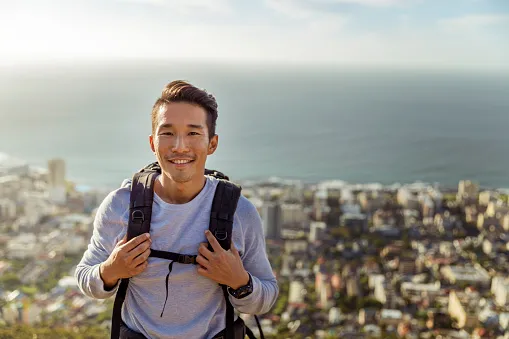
<box><xmin>197</xmin><ymin>266</ymin><xmax>210</xmax><ymax>277</ymax></box>
<box><xmin>198</xmin><ymin>243</ymin><xmax>214</xmax><ymax>260</ymax></box>
<box><xmin>230</xmin><ymin>241</ymin><xmax>240</xmax><ymax>258</ymax></box>
<box><xmin>133</xmin><ymin>261</ymin><xmax>148</xmax><ymax>275</ymax></box>
<box><xmin>126</xmin><ymin>240</ymin><xmax>151</xmax><ymax>261</ymax></box>
<box><xmin>205</xmin><ymin>230</ymin><xmax>222</xmax><ymax>253</ymax></box>
<box><xmin>132</xmin><ymin>248</ymin><xmax>151</xmax><ymax>267</ymax></box>
<box><xmin>123</xmin><ymin>233</ymin><xmax>151</xmax><ymax>252</ymax></box>
<box><xmin>116</xmin><ymin>235</ymin><xmax>127</xmax><ymax>246</ymax></box>
<box><xmin>196</xmin><ymin>255</ymin><xmax>210</xmax><ymax>269</ymax></box>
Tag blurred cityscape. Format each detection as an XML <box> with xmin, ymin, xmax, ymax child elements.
<box><xmin>0</xmin><ymin>154</ymin><xmax>508</xmax><ymax>339</ymax></box>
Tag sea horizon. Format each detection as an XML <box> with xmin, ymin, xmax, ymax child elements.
<box><xmin>1</xmin><ymin>63</ymin><xmax>508</xmax><ymax>191</ymax></box>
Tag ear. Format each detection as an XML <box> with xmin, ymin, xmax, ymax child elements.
<box><xmin>149</xmin><ymin>134</ymin><xmax>155</xmax><ymax>153</ymax></box>
<box><xmin>208</xmin><ymin>134</ymin><xmax>218</xmax><ymax>155</ymax></box>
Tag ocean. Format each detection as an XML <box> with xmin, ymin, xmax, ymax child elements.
<box><xmin>1</xmin><ymin>61</ymin><xmax>508</xmax><ymax>190</ymax></box>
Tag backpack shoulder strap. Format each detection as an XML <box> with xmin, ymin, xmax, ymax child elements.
<box><xmin>209</xmin><ymin>179</ymin><xmax>242</xmax><ymax>251</ymax></box>
<box><xmin>126</xmin><ymin>169</ymin><xmax>159</xmax><ymax>240</ymax></box>
<box><xmin>111</xmin><ymin>168</ymin><xmax>159</xmax><ymax>339</ymax></box>
<box><xmin>209</xmin><ymin>179</ymin><xmax>242</xmax><ymax>339</ymax></box>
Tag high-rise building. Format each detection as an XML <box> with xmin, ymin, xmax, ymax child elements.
<box><xmin>261</xmin><ymin>201</ymin><xmax>281</xmax><ymax>240</ymax></box>
<box><xmin>280</xmin><ymin>203</ymin><xmax>307</xmax><ymax>227</ymax></box>
<box><xmin>48</xmin><ymin>158</ymin><xmax>66</xmax><ymax>204</ymax></box>
<box><xmin>491</xmin><ymin>276</ymin><xmax>509</xmax><ymax>307</ymax></box>
<box><xmin>288</xmin><ymin>281</ymin><xmax>305</xmax><ymax>304</ymax></box>
<box><xmin>458</xmin><ymin>180</ymin><xmax>479</xmax><ymax>202</ymax></box>
<box><xmin>309</xmin><ymin>221</ymin><xmax>326</xmax><ymax>242</ymax></box>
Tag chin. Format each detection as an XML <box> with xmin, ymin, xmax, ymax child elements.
<box><xmin>169</xmin><ymin>171</ymin><xmax>194</xmax><ymax>183</ymax></box>
<box><xmin>171</xmin><ymin>176</ymin><xmax>193</xmax><ymax>184</ymax></box>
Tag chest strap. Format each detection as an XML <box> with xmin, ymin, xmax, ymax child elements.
<box><xmin>149</xmin><ymin>249</ymin><xmax>197</xmax><ymax>265</ymax></box>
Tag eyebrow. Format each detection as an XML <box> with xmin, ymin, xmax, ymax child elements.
<box><xmin>159</xmin><ymin>123</ymin><xmax>205</xmax><ymax>130</ymax></box>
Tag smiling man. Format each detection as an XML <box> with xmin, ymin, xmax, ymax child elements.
<box><xmin>75</xmin><ymin>81</ymin><xmax>278</xmax><ymax>339</ymax></box>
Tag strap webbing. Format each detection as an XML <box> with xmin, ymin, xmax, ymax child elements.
<box><xmin>111</xmin><ymin>170</ymin><xmax>158</xmax><ymax>339</ymax></box>
<box><xmin>209</xmin><ymin>180</ymin><xmax>241</xmax><ymax>251</ymax></box>
<box><xmin>111</xmin><ymin>279</ymin><xmax>129</xmax><ymax>339</ymax></box>
<box><xmin>222</xmin><ymin>285</ymin><xmax>235</xmax><ymax>339</ymax></box>
<box><xmin>255</xmin><ymin>315</ymin><xmax>265</xmax><ymax>339</ymax></box>
<box><xmin>149</xmin><ymin>250</ymin><xmax>197</xmax><ymax>264</ymax></box>
<box><xmin>245</xmin><ymin>325</ymin><xmax>256</xmax><ymax>339</ymax></box>
<box><xmin>209</xmin><ymin>180</ymin><xmax>242</xmax><ymax>339</ymax></box>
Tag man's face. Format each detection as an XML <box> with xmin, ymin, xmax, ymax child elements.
<box><xmin>149</xmin><ymin>102</ymin><xmax>218</xmax><ymax>184</ymax></box>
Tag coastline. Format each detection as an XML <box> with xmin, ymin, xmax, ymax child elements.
<box><xmin>2</xmin><ymin>151</ymin><xmax>509</xmax><ymax>194</ymax></box>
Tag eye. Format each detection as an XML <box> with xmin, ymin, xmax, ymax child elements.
<box><xmin>189</xmin><ymin>132</ymin><xmax>200</xmax><ymax>136</ymax></box>
<box><xmin>160</xmin><ymin>132</ymin><xmax>173</xmax><ymax>136</ymax></box>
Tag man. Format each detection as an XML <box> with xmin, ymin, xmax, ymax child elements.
<box><xmin>75</xmin><ymin>80</ymin><xmax>279</xmax><ymax>338</ymax></box>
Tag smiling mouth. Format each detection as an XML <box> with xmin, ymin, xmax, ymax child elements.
<box><xmin>168</xmin><ymin>159</ymin><xmax>194</xmax><ymax>165</ymax></box>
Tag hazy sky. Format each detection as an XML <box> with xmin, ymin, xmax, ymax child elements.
<box><xmin>1</xmin><ymin>0</ymin><xmax>508</xmax><ymax>69</ymax></box>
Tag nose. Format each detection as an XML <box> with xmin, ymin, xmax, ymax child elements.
<box><xmin>172</xmin><ymin>134</ymin><xmax>189</xmax><ymax>153</ymax></box>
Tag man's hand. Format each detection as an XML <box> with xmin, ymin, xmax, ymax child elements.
<box><xmin>99</xmin><ymin>233</ymin><xmax>152</xmax><ymax>290</ymax></box>
<box><xmin>196</xmin><ymin>230</ymin><xmax>249</xmax><ymax>289</ymax></box>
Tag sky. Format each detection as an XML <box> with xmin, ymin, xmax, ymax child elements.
<box><xmin>0</xmin><ymin>0</ymin><xmax>508</xmax><ymax>69</ymax></box>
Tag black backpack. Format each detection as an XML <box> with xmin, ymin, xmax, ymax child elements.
<box><xmin>110</xmin><ymin>162</ymin><xmax>264</xmax><ymax>339</ymax></box>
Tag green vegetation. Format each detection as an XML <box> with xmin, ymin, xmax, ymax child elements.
<box><xmin>0</xmin><ymin>273</ymin><xmax>21</xmax><ymax>291</ymax></box>
<box><xmin>416</xmin><ymin>310</ymin><xmax>428</xmax><ymax>320</ymax></box>
<box><xmin>0</xmin><ymin>254</ymin><xmax>84</xmax><ymax>298</ymax></box>
<box><xmin>95</xmin><ymin>300</ymin><xmax>114</xmax><ymax>323</ymax></box>
<box><xmin>334</xmin><ymin>294</ymin><xmax>382</xmax><ymax>313</ymax></box>
<box><xmin>329</xmin><ymin>226</ymin><xmax>350</xmax><ymax>240</ymax></box>
<box><xmin>0</xmin><ymin>324</ymin><xmax>109</xmax><ymax>339</ymax></box>
<box><xmin>443</xmin><ymin>193</ymin><xmax>457</xmax><ymax>202</ymax></box>
<box><xmin>271</xmin><ymin>280</ymin><xmax>289</xmax><ymax>316</ymax></box>
<box><xmin>19</xmin><ymin>286</ymin><xmax>37</xmax><ymax>297</ymax></box>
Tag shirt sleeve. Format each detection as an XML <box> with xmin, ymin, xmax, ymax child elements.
<box><xmin>228</xmin><ymin>197</ymin><xmax>279</xmax><ymax>314</ymax></box>
<box><xmin>74</xmin><ymin>187</ymin><xmax>129</xmax><ymax>299</ymax></box>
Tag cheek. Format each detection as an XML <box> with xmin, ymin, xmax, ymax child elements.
<box><xmin>192</xmin><ymin>139</ymin><xmax>210</xmax><ymax>151</ymax></box>
<box><xmin>155</xmin><ymin>138</ymin><xmax>170</xmax><ymax>149</ymax></box>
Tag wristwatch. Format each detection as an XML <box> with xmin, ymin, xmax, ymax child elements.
<box><xmin>228</xmin><ymin>273</ymin><xmax>253</xmax><ymax>299</ymax></box>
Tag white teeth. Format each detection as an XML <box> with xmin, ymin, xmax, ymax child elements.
<box><xmin>172</xmin><ymin>159</ymin><xmax>192</xmax><ymax>164</ymax></box>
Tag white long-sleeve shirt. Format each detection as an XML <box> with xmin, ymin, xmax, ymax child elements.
<box><xmin>75</xmin><ymin>175</ymin><xmax>278</xmax><ymax>338</ymax></box>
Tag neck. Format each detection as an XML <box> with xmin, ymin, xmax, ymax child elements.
<box><xmin>156</xmin><ymin>174</ymin><xmax>206</xmax><ymax>204</ymax></box>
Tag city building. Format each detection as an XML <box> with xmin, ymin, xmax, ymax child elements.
<box><xmin>47</xmin><ymin>158</ymin><xmax>66</xmax><ymax>204</ymax></box>
<box><xmin>309</xmin><ymin>221</ymin><xmax>326</xmax><ymax>242</ymax></box>
<box><xmin>358</xmin><ymin>308</ymin><xmax>377</xmax><ymax>325</ymax></box>
<box><xmin>378</xmin><ymin>309</ymin><xmax>403</xmax><ymax>326</ymax></box>
<box><xmin>478</xmin><ymin>191</ymin><xmax>498</xmax><ymax>207</ymax></box>
<box><xmin>0</xmin><ymin>198</ymin><xmax>16</xmax><ymax>220</ymax></box>
<box><xmin>401</xmin><ymin>281</ymin><xmax>441</xmax><ymax>302</ymax></box>
<box><xmin>261</xmin><ymin>201</ymin><xmax>282</xmax><ymax>240</ymax></box>
<box><xmin>491</xmin><ymin>276</ymin><xmax>509</xmax><ymax>307</ymax></box>
<box><xmin>288</xmin><ymin>281</ymin><xmax>306</xmax><ymax>304</ymax></box>
<box><xmin>458</xmin><ymin>180</ymin><xmax>479</xmax><ymax>202</ymax></box>
<box><xmin>340</xmin><ymin>213</ymin><xmax>367</xmax><ymax>236</ymax></box>
<box><xmin>441</xmin><ymin>265</ymin><xmax>491</xmax><ymax>288</ymax></box>
<box><xmin>280</xmin><ymin>203</ymin><xmax>307</xmax><ymax>228</ymax></box>
<box><xmin>448</xmin><ymin>290</ymin><xmax>479</xmax><ymax>329</ymax></box>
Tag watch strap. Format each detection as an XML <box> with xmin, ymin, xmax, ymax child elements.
<box><xmin>228</xmin><ymin>273</ymin><xmax>253</xmax><ymax>299</ymax></box>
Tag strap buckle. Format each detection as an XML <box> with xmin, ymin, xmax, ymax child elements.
<box><xmin>178</xmin><ymin>255</ymin><xmax>196</xmax><ymax>265</ymax></box>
